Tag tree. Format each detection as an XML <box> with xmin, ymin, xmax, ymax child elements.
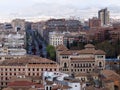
<box><xmin>96</xmin><ymin>41</ymin><xmax>116</xmax><ymax>58</ymax></box>
<box><xmin>46</xmin><ymin>45</ymin><xmax>56</xmax><ymax>60</ymax></box>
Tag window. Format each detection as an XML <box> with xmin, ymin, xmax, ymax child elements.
<box><xmin>5</xmin><ymin>77</ymin><xmax>8</xmax><ymax>80</ymax></box>
<box><xmin>23</xmin><ymin>68</ymin><xmax>25</xmax><ymax>71</ymax></box>
<box><xmin>75</xmin><ymin>85</ymin><xmax>77</xmax><ymax>87</ymax></box>
<box><xmin>71</xmin><ymin>64</ymin><xmax>73</xmax><ymax>66</ymax></box>
<box><xmin>89</xmin><ymin>69</ymin><xmax>91</xmax><ymax>71</ymax></box>
<box><xmin>62</xmin><ymin>56</ymin><xmax>68</xmax><ymax>59</ymax></box>
<box><xmin>37</xmin><ymin>73</ymin><xmax>39</xmax><ymax>76</ymax></box>
<box><xmin>99</xmin><ymin>62</ymin><xmax>102</xmax><ymax>67</ymax></box>
<box><xmin>50</xmin><ymin>68</ymin><xmax>52</xmax><ymax>71</ymax></box>
<box><xmin>74</xmin><ymin>64</ymin><xmax>77</xmax><ymax>67</ymax></box>
<box><xmin>97</xmin><ymin>56</ymin><xmax>103</xmax><ymax>58</ymax></box>
<box><xmin>9</xmin><ymin>68</ymin><xmax>12</xmax><ymax>71</ymax></box>
<box><xmin>18</xmin><ymin>68</ymin><xmax>20</xmax><ymax>71</ymax></box>
<box><xmin>1</xmin><ymin>82</ymin><xmax>3</xmax><ymax>85</ymax></box>
<box><xmin>5</xmin><ymin>68</ymin><xmax>7</xmax><ymax>71</ymax></box>
<box><xmin>37</xmin><ymin>68</ymin><xmax>39</xmax><ymax>71</ymax></box>
<box><xmin>50</xmin><ymin>86</ymin><xmax>52</xmax><ymax>90</ymax></box>
<box><xmin>86</xmin><ymin>63</ymin><xmax>88</xmax><ymax>67</ymax></box>
<box><xmin>33</xmin><ymin>68</ymin><xmax>35</xmax><ymax>71</ymax></box>
<box><xmin>64</xmin><ymin>63</ymin><xmax>67</xmax><ymax>68</ymax></box>
<box><xmin>89</xmin><ymin>63</ymin><xmax>91</xmax><ymax>67</ymax></box>
<box><xmin>14</xmin><ymin>68</ymin><xmax>16</xmax><ymax>71</ymax></box>
<box><xmin>28</xmin><ymin>68</ymin><xmax>30</xmax><ymax>71</ymax></box>
<box><xmin>83</xmin><ymin>64</ymin><xmax>85</xmax><ymax>67</ymax></box>
<box><xmin>46</xmin><ymin>87</ymin><xmax>48</xmax><ymax>90</ymax></box>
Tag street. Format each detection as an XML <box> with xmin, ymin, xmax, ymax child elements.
<box><xmin>26</xmin><ymin>29</ymin><xmax>47</xmax><ymax>58</ymax></box>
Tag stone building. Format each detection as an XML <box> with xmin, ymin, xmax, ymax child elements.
<box><xmin>56</xmin><ymin>44</ymin><xmax>106</xmax><ymax>75</ymax></box>
<box><xmin>0</xmin><ymin>55</ymin><xmax>59</xmax><ymax>88</ymax></box>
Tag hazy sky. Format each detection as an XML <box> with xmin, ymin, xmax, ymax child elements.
<box><xmin>0</xmin><ymin>0</ymin><xmax>120</xmax><ymax>22</ymax></box>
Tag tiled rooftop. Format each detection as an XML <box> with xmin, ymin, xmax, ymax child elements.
<box><xmin>56</xmin><ymin>44</ymin><xmax>68</xmax><ymax>51</ymax></box>
<box><xmin>0</xmin><ymin>55</ymin><xmax>57</xmax><ymax>66</ymax></box>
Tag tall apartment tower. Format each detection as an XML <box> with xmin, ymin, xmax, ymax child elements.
<box><xmin>98</xmin><ymin>8</ymin><xmax>110</xmax><ymax>26</ymax></box>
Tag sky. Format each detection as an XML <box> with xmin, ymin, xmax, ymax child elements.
<box><xmin>0</xmin><ymin>0</ymin><xmax>120</xmax><ymax>22</ymax></box>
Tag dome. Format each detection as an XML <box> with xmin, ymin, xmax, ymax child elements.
<box><xmin>85</xmin><ymin>44</ymin><xmax>95</xmax><ymax>49</ymax></box>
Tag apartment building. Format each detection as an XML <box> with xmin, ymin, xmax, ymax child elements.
<box><xmin>98</xmin><ymin>8</ymin><xmax>110</xmax><ymax>26</ymax></box>
<box><xmin>0</xmin><ymin>55</ymin><xmax>59</xmax><ymax>88</ymax></box>
<box><xmin>0</xmin><ymin>32</ymin><xmax>26</xmax><ymax>57</ymax></box>
<box><xmin>89</xmin><ymin>17</ymin><xmax>101</xmax><ymax>28</ymax></box>
<box><xmin>49</xmin><ymin>32</ymin><xmax>64</xmax><ymax>47</ymax></box>
<box><xmin>11</xmin><ymin>19</ymin><xmax>26</xmax><ymax>31</ymax></box>
<box><xmin>56</xmin><ymin>44</ymin><xmax>106</xmax><ymax>75</ymax></box>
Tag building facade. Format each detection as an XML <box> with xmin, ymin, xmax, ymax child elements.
<box><xmin>56</xmin><ymin>44</ymin><xmax>106</xmax><ymax>75</ymax></box>
<box><xmin>89</xmin><ymin>17</ymin><xmax>101</xmax><ymax>28</ymax></box>
<box><xmin>49</xmin><ymin>32</ymin><xmax>64</xmax><ymax>47</ymax></box>
<box><xmin>0</xmin><ymin>55</ymin><xmax>59</xmax><ymax>88</ymax></box>
<box><xmin>98</xmin><ymin>8</ymin><xmax>110</xmax><ymax>26</ymax></box>
<box><xmin>11</xmin><ymin>19</ymin><xmax>26</xmax><ymax>31</ymax></box>
<box><xmin>0</xmin><ymin>32</ymin><xmax>26</xmax><ymax>57</ymax></box>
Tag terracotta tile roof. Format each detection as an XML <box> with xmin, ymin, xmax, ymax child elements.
<box><xmin>58</xmin><ymin>44</ymin><xmax>105</xmax><ymax>55</ymax></box>
<box><xmin>60</xmin><ymin>85</ymin><xmax>72</xmax><ymax>89</ymax></box>
<box><xmin>95</xmin><ymin>50</ymin><xmax>106</xmax><ymax>55</ymax></box>
<box><xmin>8</xmin><ymin>81</ymin><xmax>44</xmax><ymax>89</ymax></box>
<box><xmin>60</xmin><ymin>49</ymin><xmax>96</xmax><ymax>55</ymax></box>
<box><xmin>101</xmin><ymin>70</ymin><xmax>120</xmax><ymax>79</ymax></box>
<box><xmin>78</xmin><ymin>49</ymin><xmax>96</xmax><ymax>54</ymax></box>
<box><xmin>60</xmin><ymin>49</ymin><xmax>105</xmax><ymax>55</ymax></box>
<box><xmin>52</xmin><ymin>85</ymin><xmax>72</xmax><ymax>90</ymax></box>
<box><xmin>27</xmin><ymin>64</ymin><xmax>58</xmax><ymax>67</ymax></box>
<box><xmin>56</xmin><ymin>45</ymin><xmax>68</xmax><ymax>51</ymax></box>
<box><xmin>0</xmin><ymin>55</ymin><xmax>57</xmax><ymax>66</ymax></box>
<box><xmin>101</xmin><ymin>70</ymin><xmax>120</xmax><ymax>86</ymax></box>
<box><xmin>59</xmin><ymin>50</ymin><xmax>72</xmax><ymax>55</ymax></box>
<box><xmin>8</xmin><ymin>81</ymin><xmax>34</xmax><ymax>86</ymax></box>
<box><xmin>85</xmin><ymin>86</ymin><xmax>109</xmax><ymax>90</ymax></box>
<box><xmin>34</xmin><ymin>84</ymin><xmax>44</xmax><ymax>88</ymax></box>
<box><xmin>64</xmin><ymin>77</ymin><xmax>80</xmax><ymax>83</ymax></box>
<box><xmin>75</xmin><ymin>73</ymin><xmax>98</xmax><ymax>77</ymax></box>
<box><xmin>114</xmin><ymin>81</ymin><xmax>120</xmax><ymax>87</ymax></box>
<box><xmin>2</xmin><ymin>88</ymin><xmax>13</xmax><ymax>90</ymax></box>
<box><xmin>45</xmin><ymin>80</ymin><xmax>54</xmax><ymax>85</ymax></box>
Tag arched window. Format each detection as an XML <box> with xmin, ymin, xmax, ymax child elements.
<box><xmin>74</xmin><ymin>64</ymin><xmax>76</xmax><ymax>67</ymax></box>
<box><xmin>99</xmin><ymin>62</ymin><xmax>102</xmax><ymax>67</ymax></box>
<box><xmin>64</xmin><ymin>63</ymin><xmax>67</xmax><ymax>68</ymax></box>
<box><xmin>89</xmin><ymin>63</ymin><xmax>91</xmax><ymax>67</ymax></box>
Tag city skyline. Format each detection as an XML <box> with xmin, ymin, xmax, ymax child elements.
<box><xmin>0</xmin><ymin>0</ymin><xmax>120</xmax><ymax>22</ymax></box>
